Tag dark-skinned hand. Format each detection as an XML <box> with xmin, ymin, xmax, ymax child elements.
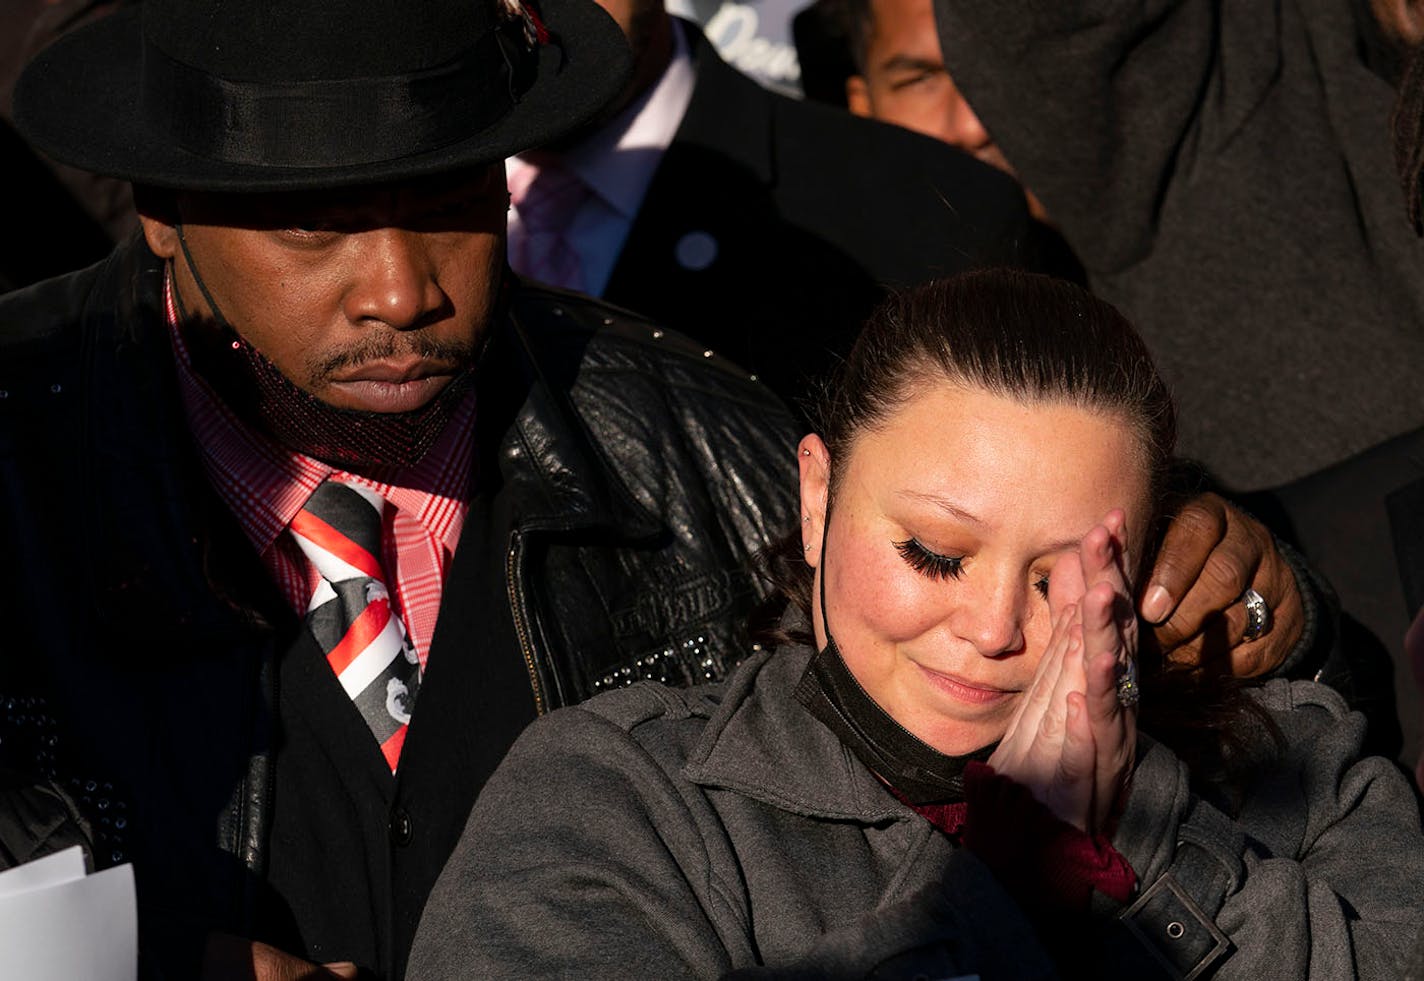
<box><xmin>1138</xmin><ymin>493</ymin><xmax>1302</xmax><ymax>677</ymax></box>
<box><xmin>202</xmin><ymin>934</ymin><xmax>359</xmax><ymax>981</ymax></box>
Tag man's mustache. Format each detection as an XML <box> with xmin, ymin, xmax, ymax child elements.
<box><xmin>308</xmin><ymin>334</ymin><xmax>479</xmax><ymax>380</ymax></box>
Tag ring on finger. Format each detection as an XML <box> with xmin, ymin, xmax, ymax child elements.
<box><xmin>1115</xmin><ymin>658</ymin><xmax>1140</xmax><ymax>708</ymax></box>
<box><xmin>1240</xmin><ymin>587</ymin><xmax>1271</xmax><ymax>643</ymax></box>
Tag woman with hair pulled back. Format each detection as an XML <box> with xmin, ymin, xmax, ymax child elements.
<box><xmin>408</xmin><ymin>271</ymin><xmax>1424</xmax><ymax>980</ymax></box>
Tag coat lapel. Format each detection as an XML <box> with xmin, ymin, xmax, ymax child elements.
<box><xmin>683</xmin><ymin>646</ymin><xmax>911</xmax><ymax>823</ymax></box>
<box><xmin>603</xmin><ymin>27</ymin><xmax>777</xmax><ymax>362</ymax></box>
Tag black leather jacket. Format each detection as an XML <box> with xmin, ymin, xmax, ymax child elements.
<box><xmin>0</xmin><ymin>239</ymin><xmax>799</xmax><ymax>973</ymax></box>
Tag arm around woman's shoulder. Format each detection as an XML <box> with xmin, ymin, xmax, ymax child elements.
<box><xmin>1109</xmin><ymin>679</ymin><xmax>1424</xmax><ymax>979</ymax></box>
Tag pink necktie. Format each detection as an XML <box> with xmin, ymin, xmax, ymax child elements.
<box><xmin>508</xmin><ymin>157</ymin><xmax>591</xmax><ymax>292</ymax></box>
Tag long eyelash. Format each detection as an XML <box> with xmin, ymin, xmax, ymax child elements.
<box><xmin>1033</xmin><ymin>575</ymin><xmax>1050</xmax><ymax>600</ymax></box>
<box><xmin>893</xmin><ymin>538</ymin><xmax>964</xmax><ymax>581</ymax></box>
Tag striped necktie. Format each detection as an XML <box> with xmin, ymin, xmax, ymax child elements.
<box><xmin>290</xmin><ymin>479</ymin><xmax>421</xmax><ymax>772</ymax></box>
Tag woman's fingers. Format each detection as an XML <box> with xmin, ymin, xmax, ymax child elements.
<box><xmin>993</xmin><ymin>512</ymin><xmax>1142</xmax><ymax>834</ymax></box>
<box><xmin>1080</xmin><ymin>515</ymin><xmax>1139</xmax><ymax>691</ymax></box>
<box><xmin>1102</xmin><ymin>509</ymin><xmax>1130</xmax><ymax>582</ymax></box>
<box><xmin>1015</xmin><ymin>624</ymin><xmax>1088</xmax><ymax>807</ymax></box>
<box><xmin>1083</xmin><ymin>639</ymin><xmax>1121</xmax><ymax>725</ymax></box>
<box><xmin>1048</xmin><ymin>545</ymin><xmax>1087</xmax><ymax>616</ymax></box>
<box><xmin>1082</xmin><ymin>518</ymin><xmax>1132</xmax><ymax>609</ymax></box>
<box><xmin>1080</xmin><ymin>522</ymin><xmax>1115</xmax><ymax>586</ymax></box>
<box><xmin>1036</xmin><ymin>623</ymin><xmax>1086</xmax><ymax>754</ymax></box>
<box><xmin>1084</xmin><ymin>646</ymin><xmax>1133</xmax><ymax>827</ymax></box>
<box><xmin>993</xmin><ymin>605</ymin><xmax>1075</xmax><ymax>769</ymax></box>
<box><xmin>1080</xmin><ymin>580</ymin><xmax>1120</xmax><ymax>665</ymax></box>
<box><xmin>1081</xmin><ymin>578</ymin><xmax>1139</xmax><ymax>830</ymax></box>
<box><xmin>1053</xmin><ymin>691</ymin><xmax>1096</xmax><ymax>832</ymax></box>
<box><xmin>1077</xmin><ymin>512</ymin><xmax>1138</xmax><ymax>831</ymax></box>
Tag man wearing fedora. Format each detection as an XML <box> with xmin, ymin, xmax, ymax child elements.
<box><xmin>1</xmin><ymin>0</ymin><xmax>802</xmax><ymax>976</ymax></box>
<box><xmin>0</xmin><ymin>0</ymin><xmax>1337</xmax><ymax>977</ymax></box>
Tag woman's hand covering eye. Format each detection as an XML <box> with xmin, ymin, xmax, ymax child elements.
<box><xmin>988</xmin><ymin>511</ymin><xmax>1137</xmax><ymax>835</ymax></box>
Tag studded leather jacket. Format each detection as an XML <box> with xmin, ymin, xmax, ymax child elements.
<box><xmin>0</xmin><ymin>239</ymin><xmax>799</xmax><ymax>974</ymax></box>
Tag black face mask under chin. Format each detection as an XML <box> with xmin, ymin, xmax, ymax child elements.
<box><xmin>793</xmin><ymin>514</ymin><xmax>996</xmax><ymax>804</ymax></box>
<box><xmin>172</xmin><ymin>225</ymin><xmax>475</xmax><ymax>472</ymax></box>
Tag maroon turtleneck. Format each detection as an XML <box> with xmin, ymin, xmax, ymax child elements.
<box><xmin>895</xmin><ymin>760</ymin><xmax>1136</xmax><ymax>911</ymax></box>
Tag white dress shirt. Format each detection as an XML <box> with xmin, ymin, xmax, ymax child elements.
<box><xmin>506</xmin><ymin>24</ymin><xmax>695</xmax><ymax>297</ymax></box>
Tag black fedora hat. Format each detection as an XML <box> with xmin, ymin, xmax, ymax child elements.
<box><xmin>13</xmin><ymin>0</ymin><xmax>631</xmax><ymax>192</ymax></box>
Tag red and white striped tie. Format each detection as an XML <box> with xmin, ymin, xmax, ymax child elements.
<box><xmin>290</xmin><ymin>479</ymin><xmax>421</xmax><ymax>772</ymax></box>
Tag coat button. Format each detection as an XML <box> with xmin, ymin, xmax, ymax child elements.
<box><xmin>389</xmin><ymin>807</ymin><xmax>413</xmax><ymax>846</ymax></box>
<box><xmin>674</xmin><ymin>231</ymin><xmax>718</xmax><ymax>271</ymax></box>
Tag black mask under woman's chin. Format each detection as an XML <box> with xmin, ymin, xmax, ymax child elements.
<box><xmin>793</xmin><ymin>513</ymin><xmax>996</xmax><ymax>804</ymax></box>
<box><xmin>173</xmin><ymin>225</ymin><xmax>477</xmax><ymax>473</ymax></box>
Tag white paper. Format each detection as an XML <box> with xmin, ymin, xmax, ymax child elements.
<box><xmin>0</xmin><ymin>854</ymin><xmax>136</xmax><ymax>981</ymax></box>
<box><xmin>0</xmin><ymin>845</ymin><xmax>86</xmax><ymax>899</ymax></box>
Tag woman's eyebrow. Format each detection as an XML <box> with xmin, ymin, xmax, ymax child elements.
<box><xmin>896</xmin><ymin>490</ymin><xmax>986</xmax><ymax>528</ymax></box>
<box><xmin>895</xmin><ymin>489</ymin><xmax>1088</xmax><ymax>554</ymax></box>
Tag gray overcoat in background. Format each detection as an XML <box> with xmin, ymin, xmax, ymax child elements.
<box><xmin>933</xmin><ymin>0</ymin><xmax>1424</xmax><ymax>490</ymax></box>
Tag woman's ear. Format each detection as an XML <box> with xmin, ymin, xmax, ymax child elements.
<box><xmin>798</xmin><ymin>434</ymin><xmax>831</xmax><ymax>568</ymax></box>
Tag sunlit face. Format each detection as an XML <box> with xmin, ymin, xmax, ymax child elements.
<box><xmin>139</xmin><ymin>164</ymin><xmax>509</xmax><ymax>413</ymax></box>
<box><xmin>799</xmin><ymin>380</ymin><xmax>1151</xmax><ymax>756</ymax></box>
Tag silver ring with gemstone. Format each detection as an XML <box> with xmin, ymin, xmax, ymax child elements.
<box><xmin>1241</xmin><ymin>587</ymin><xmax>1271</xmax><ymax>643</ymax></box>
<box><xmin>1115</xmin><ymin>658</ymin><xmax>1140</xmax><ymax>708</ymax></box>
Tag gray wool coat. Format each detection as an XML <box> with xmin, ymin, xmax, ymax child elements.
<box><xmin>932</xmin><ymin>0</ymin><xmax>1424</xmax><ymax>490</ymax></box>
<box><xmin>407</xmin><ymin>646</ymin><xmax>1424</xmax><ymax>979</ymax></box>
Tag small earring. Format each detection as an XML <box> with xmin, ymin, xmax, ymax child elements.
<box><xmin>801</xmin><ymin>448</ymin><xmax>811</xmax><ymax>456</ymax></box>
<box><xmin>803</xmin><ymin>543</ymin><xmax>811</xmax><ymax>552</ymax></box>
<box><xmin>802</xmin><ymin>515</ymin><xmax>809</xmax><ymax>523</ymax></box>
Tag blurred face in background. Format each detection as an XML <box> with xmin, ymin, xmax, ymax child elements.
<box><xmin>1370</xmin><ymin>0</ymin><xmax>1424</xmax><ymax>50</ymax></box>
<box><xmin>844</xmin><ymin>0</ymin><xmax>1049</xmax><ymax>221</ymax></box>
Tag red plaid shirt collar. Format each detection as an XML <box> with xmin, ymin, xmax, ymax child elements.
<box><xmin>161</xmin><ymin>271</ymin><xmax>474</xmax><ymax>580</ymax></box>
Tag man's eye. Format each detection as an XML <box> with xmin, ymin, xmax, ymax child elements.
<box><xmin>894</xmin><ymin>538</ymin><xmax>964</xmax><ymax>581</ymax></box>
<box><xmin>278</xmin><ymin>223</ymin><xmax>339</xmax><ymax>245</ymax></box>
<box><xmin>890</xmin><ymin>68</ymin><xmax>944</xmax><ymax>91</ymax></box>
